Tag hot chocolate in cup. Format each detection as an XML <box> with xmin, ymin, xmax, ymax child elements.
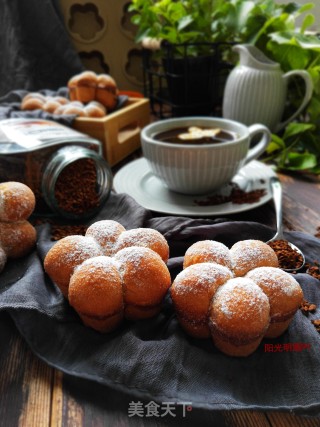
<box><xmin>141</xmin><ymin>117</ymin><xmax>271</xmax><ymax>195</ymax></box>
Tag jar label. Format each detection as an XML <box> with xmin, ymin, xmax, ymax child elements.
<box><xmin>0</xmin><ymin>118</ymin><xmax>87</xmax><ymax>151</ymax></box>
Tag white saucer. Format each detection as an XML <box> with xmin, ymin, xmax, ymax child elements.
<box><xmin>113</xmin><ymin>158</ymin><xmax>276</xmax><ymax>216</ymax></box>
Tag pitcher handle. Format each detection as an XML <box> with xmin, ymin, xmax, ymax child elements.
<box><xmin>275</xmin><ymin>70</ymin><xmax>313</xmax><ymax>133</ymax></box>
<box><xmin>244</xmin><ymin>124</ymin><xmax>271</xmax><ymax>165</ymax></box>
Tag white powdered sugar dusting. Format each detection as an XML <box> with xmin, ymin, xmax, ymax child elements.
<box><xmin>185</xmin><ymin>240</ymin><xmax>232</xmax><ymax>267</ymax></box>
<box><xmin>173</xmin><ymin>262</ymin><xmax>233</xmax><ymax>295</ymax></box>
<box><xmin>246</xmin><ymin>267</ymin><xmax>300</xmax><ymax>296</ymax></box>
<box><xmin>73</xmin><ymin>255</ymin><xmax>121</xmax><ymax>286</ymax></box>
<box><xmin>113</xmin><ymin>246</ymin><xmax>162</xmax><ymax>275</ymax></box>
<box><xmin>214</xmin><ymin>277</ymin><xmax>269</xmax><ymax>319</ymax></box>
<box><xmin>85</xmin><ymin>220</ymin><xmax>126</xmax><ymax>255</ymax></box>
<box><xmin>60</xmin><ymin>235</ymin><xmax>103</xmax><ymax>264</ymax></box>
<box><xmin>230</xmin><ymin>239</ymin><xmax>277</xmax><ymax>274</ymax></box>
<box><xmin>115</xmin><ymin>228</ymin><xmax>167</xmax><ymax>249</ymax></box>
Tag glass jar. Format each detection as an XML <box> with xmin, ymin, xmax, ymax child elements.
<box><xmin>0</xmin><ymin>118</ymin><xmax>113</xmax><ymax>219</ymax></box>
<box><xmin>42</xmin><ymin>145</ymin><xmax>113</xmax><ymax>219</ymax></box>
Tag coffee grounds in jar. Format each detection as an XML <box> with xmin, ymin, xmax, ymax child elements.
<box><xmin>268</xmin><ymin>239</ymin><xmax>304</xmax><ymax>271</ymax></box>
<box><xmin>54</xmin><ymin>158</ymin><xmax>100</xmax><ymax>215</ymax></box>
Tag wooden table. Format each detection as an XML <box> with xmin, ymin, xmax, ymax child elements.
<box><xmin>0</xmin><ymin>160</ymin><xmax>319</xmax><ymax>427</ymax></box>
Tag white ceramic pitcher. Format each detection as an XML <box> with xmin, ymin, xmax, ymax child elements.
<box><xmin>222</xmin><ymin>44</ymin><xmax>313</xmax><ymax>132</ymax></box>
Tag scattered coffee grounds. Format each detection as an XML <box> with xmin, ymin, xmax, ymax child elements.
<box><xmin>268</xmin><ymin>239</ymin><xmax>304</xmax><ymax>271</ymax></box>
<box><xmin>50</xmin><ymin>224</ymin><xmax>87</xmax><ymax>241</ymax></box>
<box><xmin>311</xmin><ymin>319</ymin><xmax>320</xmax><ymax>333</ymax></box>
<box><xmin>300</xmin><ymin>299</ymin><xmax>317</xmax><ymax>315</ymax></box>
<box><xmin>306</xmin><ymin>261</ymin><xmax>320</xmax><ymax>280</ymax></box>
<box><xmin>31</xmin><ymin>217</ymin><xmax>87</xmax><ymax>241</ymax></box>
<box><xmin>194</xmin><ymin>183</ymin><xmax>266</xmax><ymax>206</ymax></box>
<box><xmin>54</xmin><ymin>159</ymin><xmax>100</xmax><ymax>215</ymax></box>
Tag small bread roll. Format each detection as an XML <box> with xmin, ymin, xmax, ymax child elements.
<box><xmin>230</xmin><ymin>239</ymin><xmax>278</xmax><ymax>276</ymax></box>
<box><xmin>21</xmin><ymin>97</ymin><xmax>45</xmax><ymax>111</ymax></box>
<box><xmin>183</xmin><ymin>240</ymin><xmax>232</xmax><ymax>270</ymax></box>
<box><xmin>246</xmin><ymin>267</ymin><xmax>304</xmax><ymax>338</ymax></box>
<box><xmin>0</xmin><ymin>181</ymin><xmax>35</xmax><ymax>222</ymax></box>
<box><xmin>96</xmin><ymin>74</ymin><xmax>118</xmax><ymax>111</ymax></box>
<box><xmin>68</xmin><ymin>71</ymin><xmax>97</xmax><ymax>103</ymax></box>
<box><xmin>62</xmin><ymin>104</ymin><xmax>87</xmax><ymax>117</ymax></box>
<box><xmin>114</xmin><ymin>228</ymin><xmax>169</xmax><ymax>263</ymax></box>
<box><xmin>0</xmin><ymin>246</ymin><xmax>7</xmax><ymax>273</ymax></box>
<box><xmin>84</xmin><ymin>101</ymin><xmax>106</xmax><ymax>118</ymax></box>
<box><xmin>0</xmin><ymin>220</ymin><xmax>36</xmax><ymax>258</ymax></box>
<box><xmin>44</xmin><ymin>235</ymin><xmax>103</xmax><ymax>297</ymax></box>
<box><xmin>114</xmin><ymin>246</ymin><xmax>171</xmax><ymax>320</ymax></box>
<box><xmin>171</xmin><ymin>263</ymin><xmax>233</xmax><ymax>338</ymax></box>
<box><xmin>85</xmin><ymin>220</ymin><xmax>126</xmax><ymax>256</ymax></box>
<box><xmin>209</xmin><ymin>277</ymin><xmax>270</xmax><ymax>357</ymax></box>
<box><xmin>42</xmin><ymin>99</ymin><xmax>62</xmax><ymax>114</ymax></box>
<box><xmin>69</xmin><ymin>256</ymin><xmax>124</xmax><ymax>332</ymax></box>
<box><xmin>22</xmin><ymin>92</ymin><xmax>46</xmax><ymax>104</ymax></box>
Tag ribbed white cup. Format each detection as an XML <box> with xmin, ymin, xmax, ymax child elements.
<box><xmin>141</xmin><ymin>117</ymin><xmax>270</xmax><ymax>195</ymax></box>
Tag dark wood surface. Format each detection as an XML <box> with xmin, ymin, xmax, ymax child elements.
<box><xmin>0</xmin><ymin>161</ymin><xmax>320</xmax><ymax>427</ymax></box>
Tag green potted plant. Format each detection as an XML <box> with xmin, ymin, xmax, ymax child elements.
<box><xmin>130</xmin><ymin>0</ymin><xmax>320</xmax><ymax>174</ymax></box>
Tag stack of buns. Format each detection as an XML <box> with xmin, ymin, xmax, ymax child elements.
<box><xmin>44</xmin><ymin>220</ymin><xmax>171</xmax><ymax>332</ymax></box>
<box><xmin>20</xmin><ymin>93</ymin><xmax>107</xmax><ymax>117</ymax></box>
<box><xmin>20</xmin><ymin>71</ymin><xmax>119</xmax><ymax>118</ymax></box>
<box><xmin>44</xmin><ymin>222</ymin><xmax>303</xmax><ymax>356</ymax></box>
<box><xmin>0</xmin><ymin>181</ymin><xmax>37</xmax><ymax>272</ymax></box>
<box><xmin>171</xmin><ymin>239</ymin><xmax>304</xmax><ymax>357</ymax></box>
<box><xmin>67</xmin><ymin>71</ymin><xmax>118</xmax><ymax>111</ymax></box>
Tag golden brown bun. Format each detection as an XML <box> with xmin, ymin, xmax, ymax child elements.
<box><xmin>114</xmin><ymin>228</ymin><xmax>169</xmax><ymax>263</ymax></box>
<box><xmin>183</xmin><ymin>240</ymin><xmax>232</xmax><ymax>270</ymax></box>
<box><xmin>246</xmin><ymin>267</ymin><xmax>304</xmax><ymax>338</ymax></box>
<box><xmin>67</xmin><ymin>71</ymin><xmax>118</xmax><ymax>111</ymax></box>
<box><xmin>170</xmin><ymin>263</ymin><xmax>233</xmax><ymax>338</ymax></box>
<box><xmin>62</xmin><ymin>104</ymin><xmax>87</xmax><ymax>117</ymax></box>
<box><xmin>95</xmin><ymin>74</ymin><xmax>118</xmax><ymax>110</ymax></box>
<box><xmin>85</xmin><ymin>220</ymin><xmax>126</xmax><ymax>256</ymax></box>
<box><xmin>21</xmin><ymin>97</ymin><xmax>45</xmax><ymax>110</ymax></box>
<box><xmin>114</xmin><ymin>246</ymin><xmax>171</xmax><ymax>320</ymax></box>
<box><xmin>0</xmin><ymin>246</ymin><xmax>7</xmax><ymax>273</ymax></box>
<box><xmin>44</xmin><ymin>235</ymin><xmax>103</xmax><ymax>298</ymax></box>
<box><xmin>68</xmin><ymin>71</ymin><xmax>97</xmax><ymax>103</ymax></box>
<box><xmin>230</xmin><ymin>239</ymin><xmax>278</xmax><ymax>276</ymax></box>
<box><xmin>22</xmin><ymin>92</ymin><xmax>47</xmax><ymax>103</ymax></box>
<box><xmin>42</xmin><ymin>99</ymin><xmax>62</xmax><ymax>114</ymax></box>
<box><xmin>209</xmin><ymin>277</ymin><xmax>270</xmax><ymax>357</ymax></box>
<box><xmin>68</xmin><ymin>256</ymin><xmax>124</xmax><ymax>332</ymax></box>
<box><xmin>0</xmin><ymin>220</ymin><xmax>36</xmax><ymax>258</ymax></box>
<box><xmin>84</xmin><ymin>101</ymin><xmax>106</xmax><ymax>118</ymax></box>
<box><xmin>52</xmin><ymin>96</ymin><xmax>69</xmax><ymax>105</ymax></box>
<box><xmin>0</xmin><ymin>181</ymin><xmax>35</xmax><ymax>222</ymax></box>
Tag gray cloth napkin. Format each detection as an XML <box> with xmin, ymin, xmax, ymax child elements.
<box><xmin>0</xmin><ymin>191</ymin><xmax>319</xmax><ymax>415</ymax></box>
<box><xmin>0</xmin><ymin>0</ymin><xmax>84</xmax><ymax>97</ymax></box>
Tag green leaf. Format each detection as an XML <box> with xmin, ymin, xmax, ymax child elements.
<box><xmin>266</xmin><ymin>134</ymin><xmax>285</xmax><ymax>153</ymax></box>
<box><xmin>300</xmin><ymin>13</ymin><xmax>315</xmax><ymax>33</ymax></box>
<box><xmin>283</xmin><ymin>122</ymin><xmax>315</xmax><ymax>140</ymax></box>
<box><xmin>178</xmin><ymin>15</ymin><xmax>193</xmax><ymax>31</ymax></box>
<box><xmin>285</xmin><ymin>152</ymin><xmax>317</xmax><ymax>170</ymax></box>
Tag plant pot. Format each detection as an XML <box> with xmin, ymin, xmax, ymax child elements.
<box><xmin>162</xmin><ymin>55</ymin><xmax>219</xmax><ymax>116</ymax></box>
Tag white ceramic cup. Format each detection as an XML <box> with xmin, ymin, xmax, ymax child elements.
<box><xmin>141</xmin><ymin>117</ymin><xmax>270</xmax><ymax>195</ymax></box>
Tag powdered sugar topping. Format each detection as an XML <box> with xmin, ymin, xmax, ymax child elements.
<box><xmin>214</xmin><ymin>277</ymin><xmax>269</xmax><ymax>319</ymax></box>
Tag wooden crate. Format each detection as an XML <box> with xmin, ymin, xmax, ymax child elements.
<box><xmin>73</xmin><ymin>97</ymin><xmax>150</xmax><ymax>166</ymax></box>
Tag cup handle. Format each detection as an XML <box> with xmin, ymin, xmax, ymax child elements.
<box><xmin>244</xmin><ymin>124</ymin><xmax>271</xmax><ymax>165</ymax></box>
<box><xmin>275</xmin><ymin>70</ymin><xmax>313</xmax><ymax>133</ymax></box>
